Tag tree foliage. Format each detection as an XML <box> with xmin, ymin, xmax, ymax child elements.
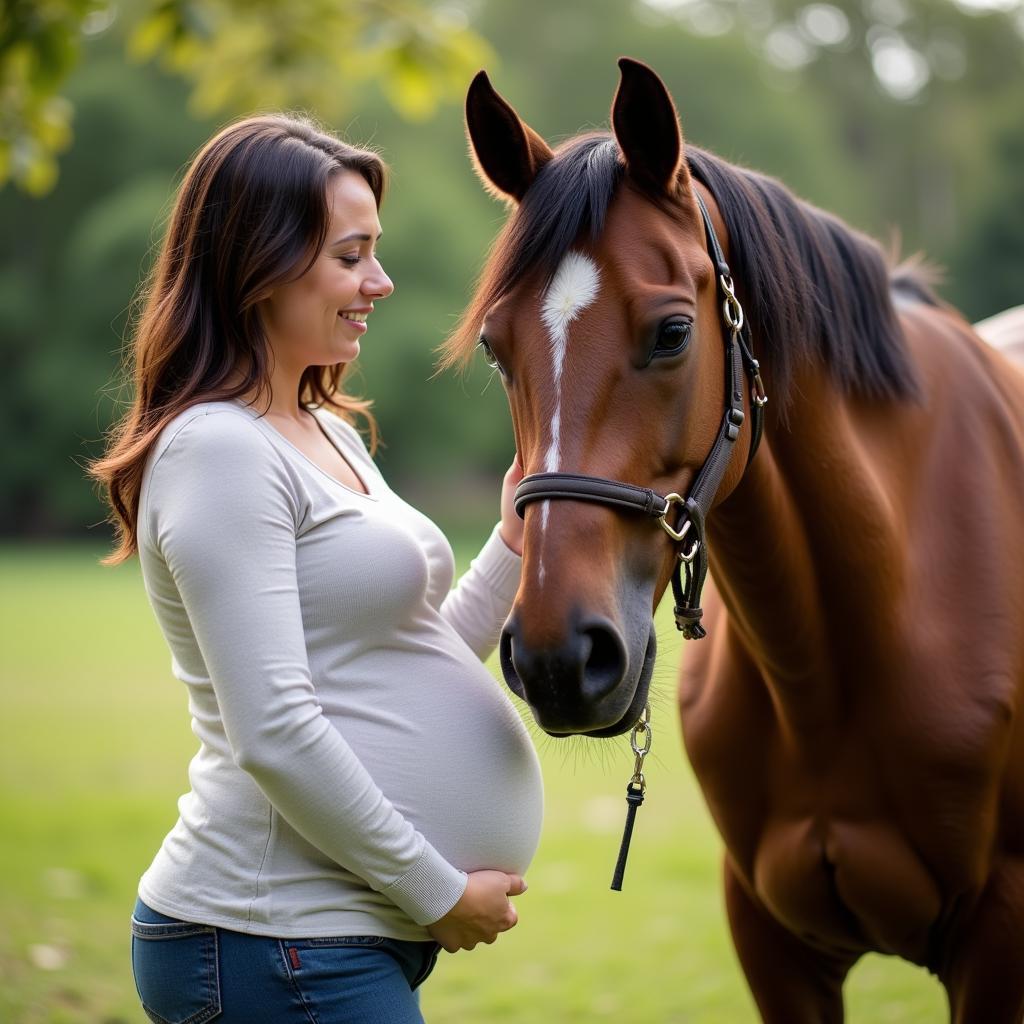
<box><xmin>1</xmin><ymin>0</ymin><xmax>1022</xmax><ymax>538</ymax></box>
<box><xmin>1</xmin><ymin>0</ymin><xmax>492</xmax><ymax>194</ymax></box>
<box><xmin>0</xmin><ymin>0</ymin><xmax>99</xmax><ymax>194</ymax></box>
<box><xmin>125</xmin><ymin>0</ymin><xmax>493</xmax><ymax>121</ymax></box>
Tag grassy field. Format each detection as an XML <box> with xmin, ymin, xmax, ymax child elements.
<box><xmin>0</xmin><ymin>544</ymin><xmax>948</xmax><ymax>1022</ymax></box>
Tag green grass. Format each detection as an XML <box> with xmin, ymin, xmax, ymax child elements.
<box><xmin>0</xmin><ymin>544</ymin><xmax>947</xmax><ymax>1022</ymax></box>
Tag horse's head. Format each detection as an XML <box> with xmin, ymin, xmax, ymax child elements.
<box><xmin>455</xmin><ymin>59</ymin><xmax>754</xmax><ymax>737</ymax></box>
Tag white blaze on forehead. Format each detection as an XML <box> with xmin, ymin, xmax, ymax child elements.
<box><xmin>540</xmin><ymin>251</ymin><xmax>599</xmax><ymax>474</ymax></box>
<box><xmin>540</xmin><ymin>251</ymin><xmax>601</xmax><ymax>354</ymax></box>
<box><xmin>536</xmin><ymin>251</ymin><xmax>601</xmax><ymax>583</ymax></box>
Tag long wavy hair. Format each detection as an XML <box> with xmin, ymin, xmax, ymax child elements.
<box><xmin>89</xmin><ymin>114</ymin><xmax>386</xmax><ymax>564</ymax></box>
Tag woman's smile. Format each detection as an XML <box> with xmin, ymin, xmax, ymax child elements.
<box><xmin>338</xmin><ymin>308</ymin><xmax>371</xmax><ymax>333</ymax></box>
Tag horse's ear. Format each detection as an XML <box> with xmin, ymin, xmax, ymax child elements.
<box><xmin>465</xmin><ymin>70</ymin><xmax>553</xmax><ymax>204</ymax></box>
<box><xmin>611</xmin><ymin>57</ymin><xmax>690</xmax><ymax>196</ymax></box>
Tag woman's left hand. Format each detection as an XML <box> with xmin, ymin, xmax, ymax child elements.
<box><xmin>498</xmin><ymin>453</ymin><xmax>524</xmax><ymax>556</ymax></box>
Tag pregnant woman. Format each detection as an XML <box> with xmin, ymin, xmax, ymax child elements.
<box><xmin>89</xmin><ymin>114</ymin><xmax>543</xmax><ymax>1024</ymax></box>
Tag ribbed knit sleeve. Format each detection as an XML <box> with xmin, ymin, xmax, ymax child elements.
<box><xmin>143</xmin><ymin>410</ymin><xmax>467</xmax><ymax>925</ymax></box>
<box><xmin>440</xmin><ymin>523</ymin><xmax>523</xmax><ymax>660</ymax></box>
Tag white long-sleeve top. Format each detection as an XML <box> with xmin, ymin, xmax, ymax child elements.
<box><xmin>136</xmin><ymin>400</ymin><xmax>543</xmax><ymax>940</ymax></box>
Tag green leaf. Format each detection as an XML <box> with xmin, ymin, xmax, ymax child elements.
<box><xmin>126</xmin><ymin>10</ymin><xmax>179</xmax><ymax>61</ymax></box>
<box><xmin>21</xmin><ymin>152</ymin><xmax>59</xmax><ymax>195</ymax></box>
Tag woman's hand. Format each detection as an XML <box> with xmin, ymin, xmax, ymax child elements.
<box><xmin>498</xmin><ymin>453</ymin><xmax>525</xmax><ymax>556</ymax></box>
<box><xmin>427</xmin><ymin>870</ymin><xmax>527</xmax><ymax>952</ymax></box>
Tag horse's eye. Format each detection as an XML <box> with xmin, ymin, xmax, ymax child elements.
<box><xmin>479</xmin><ymin>336</ymin><xmax>504</xmax><ymax>373</ymax></box>
<box><xmin>652</xmin><ymin>318</ymin><xmax>692</xmax><ymax>359</ymax></box>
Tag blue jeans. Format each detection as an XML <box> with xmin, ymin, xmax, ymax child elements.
<box><xmin>130</xmin><ymin>898</ymin><xmax>441</xmax><ymax>1023</ymax></box>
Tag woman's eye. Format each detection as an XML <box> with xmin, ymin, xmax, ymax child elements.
<box><xmin>652</xmin><ymin>318</ymin><xmax>692</xmax><ymax>359</ymax></box>
<box><xmin>338</xmin><ymin>255</ymin><xmax>361</xmax><ymax>267</ymax></box>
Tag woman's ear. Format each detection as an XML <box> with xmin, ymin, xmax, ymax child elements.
<box><xmin>466</xmin><ymin>70</ymin><xmax>553</xmax><ymax>203</ymax></box>
<box><xmin>611</xmin><ymin>57</ymin><xmax>691</xmax><ymax>196</ymax></box>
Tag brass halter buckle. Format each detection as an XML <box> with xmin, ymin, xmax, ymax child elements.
<box><xmin>657</xmin><ymin>493</ymin><xmax>701</xmax><ymax>562</ymax></box>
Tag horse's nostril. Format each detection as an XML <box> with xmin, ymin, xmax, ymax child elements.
<box><xmin>499</xmin><ymin>614</ymin><xmax>629</xmax><ymax>726</ymax></box>
<box><xmin>580</xmin><ymin>622</ymin><xmax>627</xmax><ymax>701</ymax></box>
<box><xmin>499</xmin><ymin>625</ymin><xmax>526</xmax><ymax>699</ymax></box>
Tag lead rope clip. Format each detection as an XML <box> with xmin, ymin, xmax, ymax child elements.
<box><xmin>610</xmin><ymin>705</ymin><xmax>652</xmax><ymax>891</ymax></box>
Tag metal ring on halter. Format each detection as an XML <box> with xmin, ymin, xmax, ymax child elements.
<box><xmin>628</xmin><ymin>706</ymin><xmax>652</xmax><ymax>790</ymax></box>
<box><xmin>679</xmin><ymin>535</ymin><xmax>701</xmax><ymax>564</ymax></box>
<box><xmin>659</xmin><ymin>493</ymin><xmax>701</xmax><ymax>561</ymax></box>
<box><xmin>658</xmin><ymin>493</ymin><xmax>689</xmax><ymax>541</ymax></box>
<box><xmin>630</xmin><ymin>706</ymin><xmax>652</xmax><ymax>757</ymax></box>
<box><xmin>720</xmin><ymin>274</ymin><xmax>745</xmax><ymax>333</ymax></box>
<box><xmin>751</xmin><ymin>361</ymin><xmax>768</xmax><ymax>407</ymax></box>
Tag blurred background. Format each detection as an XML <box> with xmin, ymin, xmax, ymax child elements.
<box><xmin>1</xmin><ymin>0</ymin><xmax>1021</xmax><ymax>1020</ymax></box>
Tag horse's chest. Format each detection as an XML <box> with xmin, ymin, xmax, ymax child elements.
<box><xmin>698</xmin><ymin>722</ymin><xmax>1001</xmax><ymax>961</ymax></box>
<box><xmin>682</xmin><ymin>610</ymin><xmax>1017</xmax><ymax>959</ymax></box>
<box><xmin>748</xmin><ymin>815</ymin><xmax>943</xmax><ymax>963</ymax></box>
<box><xmin>700</xmin><ymin>726</ymin><xmax>1004</xmax><ymax>963</ymax></box>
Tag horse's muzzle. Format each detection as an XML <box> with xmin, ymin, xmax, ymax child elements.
<box><xmin>500</xmin><ymin>614</ymin><xmax>656</xmax><ymax>736</ymax></box>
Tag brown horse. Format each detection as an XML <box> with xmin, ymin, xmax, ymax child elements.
<box><xmin>444</xmin><ymin>59</ymin><xmax>1024</xmax><ymax>1022</ymax></box>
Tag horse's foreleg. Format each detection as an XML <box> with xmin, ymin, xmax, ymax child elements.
<box><xmin>941</xmin><ymin>857</ymin><xmax>1024</xmax><ymax>1024</ymax></box>
<box><xmin>724</xmin><ymin>857</ymin><xmax>854</xmax><ymax>1024</ymax></box>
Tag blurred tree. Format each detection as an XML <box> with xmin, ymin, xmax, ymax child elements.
<box><xmin>949</xmin><ymin>106</ymin><xmax>1024</xmax><ymax>315</ymax></box>
<box><xmin>0</xmin><ymin>0</ymin><xmax>492</xmax><ymax>195</ymax></box>
<box><xmin>635</xmin><ymin>0</ymin><xmax>1024</xmax><ymax>260</ymax></box>
<box><xmin>644</xmin><ymin>0</ymin><xmax>1024</xmax><ymax>105</ymax></box>
<box><xmin>0</xmin><ymin>34</ymin><xmax>217</xmax><ymax>535</ymax></box>
<box><xmin>0</xmin><ymin>0</ymin><xmax>98</xmax><ymax>195</ymax></box>
<box><xmin>1</xmin><ymin>0</ymin><xmax>1021</xmax><ymax>538</ymax></box>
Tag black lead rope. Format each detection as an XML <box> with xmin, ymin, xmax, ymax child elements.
<box><xmin>610</xmin><ymin>706</ymin><xmax>651</xmax><ymax>891</ymax></box>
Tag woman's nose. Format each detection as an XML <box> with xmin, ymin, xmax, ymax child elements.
<box><xmin>363</xmin><ymin>264</ymin><xmax>394</xmax><ymax>299</ymax></box>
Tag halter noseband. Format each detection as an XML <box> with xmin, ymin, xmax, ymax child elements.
<box><xmin>513</xmin><ymin>192</ymin><xmax>767</xmax><ymax>640</ymax></box>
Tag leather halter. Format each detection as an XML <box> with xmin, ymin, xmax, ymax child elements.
<box><xmin>513</xmin><ymin>192</ymin><xmax>767</xmax><ymax>639</ymax></box>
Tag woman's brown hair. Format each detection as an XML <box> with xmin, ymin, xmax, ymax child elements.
<box><xmin>89</xmin><ymin>114</ymin><xmax>386</xmax><ymax>563</ymax></box>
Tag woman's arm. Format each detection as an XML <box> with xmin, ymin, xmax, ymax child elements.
<box><xmin>146</xmin><ymin>411</ymin><xmax>466</xmax><ymax>926</ymax></box>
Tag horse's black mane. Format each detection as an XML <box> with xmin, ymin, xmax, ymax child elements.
<box><xmin>478</xmin><ymin>133</ymin><xmax>925</xmax><ymax>403</ymax></box>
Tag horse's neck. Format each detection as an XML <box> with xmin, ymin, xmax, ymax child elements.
<box><xmin>707</xmin><ymin>365</ymin><xmax>910</xmax><ymax>718</ymax></box>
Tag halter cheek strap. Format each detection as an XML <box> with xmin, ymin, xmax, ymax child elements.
<box><xmin>512</xmin><ymin>191</ymin><xmax>767</xmax><ymax>639</ymax></box>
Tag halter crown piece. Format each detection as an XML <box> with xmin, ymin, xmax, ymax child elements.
<box><xmin>513</xmin><ymin>192</ymin><xmax>767</xmax><ymax>640</ymax></box>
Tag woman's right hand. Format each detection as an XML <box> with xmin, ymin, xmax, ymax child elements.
<box><xmin>427</xmin><ymin>870</ymin><xmax>527</xmax><ymax>952</ymax></box>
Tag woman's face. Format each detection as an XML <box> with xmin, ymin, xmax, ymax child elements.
<box><xmin>260</xmin><ymin>171</ymin><xmax>394</xmax><ymax>371</ymax></box>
